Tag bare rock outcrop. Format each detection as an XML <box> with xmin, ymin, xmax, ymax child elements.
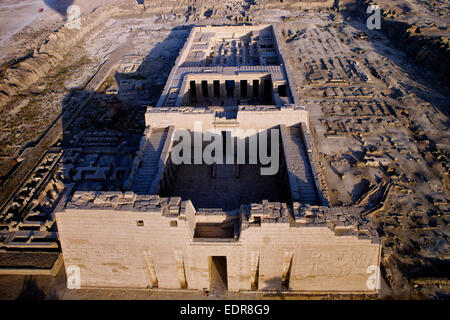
<box><xmin>0</xmin><ymin>6</ymin><xmax>123</xmax><ymax>110</ymax></box>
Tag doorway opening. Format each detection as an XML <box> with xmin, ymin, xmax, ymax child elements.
<box><xmin>225</xmin><ymin>80</ymin><xmax>235</xmax><ymax>98</ymax></box>
<box><xmin>209</xmin><ymin>256</ymin><xmax>228</xmax><ymax>291</ymax></box>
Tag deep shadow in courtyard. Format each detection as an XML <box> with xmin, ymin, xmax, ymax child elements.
<box><xmin>44</xmin><ymin>0</ymin><xmax>74</xmax><ymax>17</ymax></box>
<box><xmin>341</xmin><ymin>2</ymin><xmax>450</xmax><ymax>119</ymax></box>
<box><xmin>341</xmin><ymin>2</ymin><xmax>450</xmax><ymax>286</ymax></box>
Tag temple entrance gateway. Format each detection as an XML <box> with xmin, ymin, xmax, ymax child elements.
<box><xmin>209</xmin><ymin>256</ymin><xmax>228</xmax><ymax>291</ymax></box>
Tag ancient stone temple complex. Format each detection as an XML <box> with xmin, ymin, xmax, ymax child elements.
<box><xmin>56</xmin><ymin>25</ymin><xmax>381</xmax><ymax>293</ymax></box>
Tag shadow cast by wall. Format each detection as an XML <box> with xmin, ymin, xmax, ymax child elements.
<box><xmin>158</xmin><ymin>126</ymin><xmax>291</xmax><ymax>211</ymax></box>
<box><xmin>60</xmin><ymin>25</ymin><xmax>193</xmax><ymax>197</ymax></box>
<box><xmin>340</xmin><ymin>1</ymin><xmax>450</xmax><ymax>118</ymax></box>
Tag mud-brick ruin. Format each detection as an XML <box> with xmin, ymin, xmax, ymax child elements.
<box><xmin>56</xmin><ymin>25</ymin><xmax>381</xmax><ymax>293</ymax></box>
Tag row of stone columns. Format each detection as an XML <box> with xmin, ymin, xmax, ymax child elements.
<box><xmin>188</xmin><ymin>78</ymin><xmax>273</xmax><ymax>104</ymax></box>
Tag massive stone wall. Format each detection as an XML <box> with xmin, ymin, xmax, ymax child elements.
<box><xmin>56</xmin><ymin>195</ymin><xmax>380</xmax><ymax>292</ymax></box>
<box><xmin>145</xmin><ymin>107</ymin><xmax>309</xmax><ymax>132</ymax></box>
<box><xmin>240</xmin><ymin>222</ymin><xmax>380</xmax><ymax>291</ymax></box>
